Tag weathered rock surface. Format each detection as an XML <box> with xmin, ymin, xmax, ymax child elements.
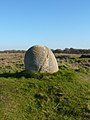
<box><xmin>24</xmin><ymin>45</ymin><xmax>59</xmax><ymax>73</ymax></box>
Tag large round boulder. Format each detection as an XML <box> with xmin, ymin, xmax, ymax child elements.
<box><xmin>24</xmin><ymin>45</ymin><xmax>58</xmax><ymax>73</ymax></box>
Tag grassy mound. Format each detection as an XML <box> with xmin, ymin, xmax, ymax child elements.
<box><xmin>0</xmin><ymin>67</ymin><xmax>90</xmax><ymax>120</ymax></box>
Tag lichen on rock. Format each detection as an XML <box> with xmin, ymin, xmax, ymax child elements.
<box><xmin>24</xmin><ymin>45</ymin><xmax>58</xmax><ymax>73</ymax></box>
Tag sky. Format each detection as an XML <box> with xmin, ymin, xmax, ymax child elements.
<box><xmin>0</xmin><ymin>0</ymin><xmax>90</xmax><ymax>50</ymax></box>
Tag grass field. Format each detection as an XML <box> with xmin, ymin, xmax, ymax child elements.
<box><xmin>0</xmin><ymin>52</ymin><xmax>90</xmax><ymax>120</ymax></box>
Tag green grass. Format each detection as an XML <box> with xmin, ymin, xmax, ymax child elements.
<box><xmin>0</xmin><ymin>66</ymin><xmax>90</xmax><ymax>120</ymax></box>
<box><xmin>0</xmin><ymin>52</ymin><xmax>90</xmax><ymax>120</ymax></box>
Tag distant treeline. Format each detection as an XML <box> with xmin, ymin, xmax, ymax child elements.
<box><xmin>52</xmin><ymin>48</ymin><xmax>90</xmax><ymax>54</ymax></box>
<box><xmin>0</xmin><ymin>50</ymin><xmax>26</xmax><ymax>53</ymax></box>
<box><xmin>0</xmin><ymin>48</ymin><xmax>90</xmax><ymax>54</ymax></box>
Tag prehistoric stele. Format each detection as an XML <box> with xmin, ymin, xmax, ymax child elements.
<box><xmin>24</xmin><ymin>45</ymin><xmax>58</xmax><ymax>73</ymax></box>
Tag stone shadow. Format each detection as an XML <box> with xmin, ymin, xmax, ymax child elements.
<box><xmin>0</xmin><ymin>71</ymin><xmax>44</xmax><ymax>79</ymax></box>
<box><xmin>0</xmin><ymin>71</ymin><xmax>25</xmax><ymax>78</ymax></box>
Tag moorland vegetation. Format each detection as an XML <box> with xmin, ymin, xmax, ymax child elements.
<box><xmin>0</xmin><ymin>51</ymin><xmax>90</xmax><ymax>120</ymax></box>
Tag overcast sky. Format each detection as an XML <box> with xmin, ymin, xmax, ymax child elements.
<box><xmin>0</xmin><ymin>0</ymin><xmax>90</xmax><ymax>50</ymax></box>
